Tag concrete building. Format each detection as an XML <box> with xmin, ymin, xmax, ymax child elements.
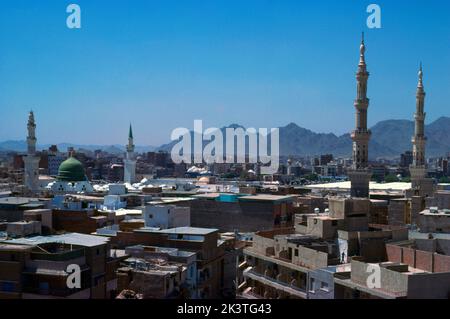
<box><xmin>188</xmin><ymin>193</ymin><xmax>295</xmax><ymax>232</ymax></box>
<box><xmin>426</xmin><ymin>190</ymin><xmax>450</xmax><ymax>210</ymax></box>
<box><xmin>417</xmin><ymin>207</ymin><xmax>450</xmax><ymax>233</ymax></box>
<box><xmin>0</xmin><ymin>197</ymin><xmax>48</xmax><ymax>222</ymax></box>
<box><xmin>100</xmin><ymin>226</ymin><xmax>226</xmax><ymax>298</ymax></box>
<box><xmin>143</xmin><ymin>205</ymin><xmax>190</xmax><ymax>229</ymax></box>
<box><xmin>6</xmin><ymin>220</ymin><xmax>41</xmax><ymax>238</ymax></box>
<box><xmin>334</xmin><ymin>239</ymin><xmax>450</xmax><ymax>299</ymax></box>
<box><xmin>0</xmin><ymin>233</ymin><xmax>127</xmax><ymax>299</ymax></box>
<box><xmin>119</xmin><ymin>245</ymin><xmax>197</xmax><ymax>298</ymax></box>
<box><xmin>236</xmin><ymin>195</ymin><xmax>409</xmax><ymax>299</ymax></box>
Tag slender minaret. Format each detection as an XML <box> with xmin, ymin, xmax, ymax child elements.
<box><xmin>348</xmin><ymin>33</ymin><xmax>372</xmax><ymax>198</ymax></box>
<box><xmin>410</xmin><ymin>64</ymin><xmax>428</xmax><ymax>194</ymax></box>
<box><xmin>124</xmin><ymin>123</ymin><xmax>136</xmax><ymax>184</ymax></box>
<box><xmin>23</xmin><ymin>111</ymin><xmax>40</xmax><ymax>192</ymax></box>
<box><xmin>287</xmin><ymin>158</ymin><xmax>293</xmax><ymax>175</ymax></box>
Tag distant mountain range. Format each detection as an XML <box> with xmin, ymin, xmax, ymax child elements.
<box><xmin>0</xmin><ymin>142</ymin><xmax>156</xmax><ymax>155</ymax></box>
<box><xmin>1</xmin><ymin>117</ymin><xmax>449</xmax><ymax>158</ymax></box>
<box><xmin>277</xmin><ymin>116</ymin><xmax>450</xmax><ymax>158</ymax></box>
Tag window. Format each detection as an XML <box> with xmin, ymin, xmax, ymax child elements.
<box><xmin>320</xmin><ymin>281</ymin><xmax>329</xmax><ymax>291</ymax></box>
<box><xmin>309</xmin><ymin>278</ymin><xmax>315</xmax><ymax>292</ymax></box>
<box><xmin>0</xmin><ymin>282</ymin><xmax>15</xmax><ymax>292</ymax></box>
<box><xmin>294</xmin><ymin>249</ymin><xmax>298</xmax><ymax>257</ymax></box>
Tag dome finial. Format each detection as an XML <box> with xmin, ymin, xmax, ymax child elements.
<box><xmin>359</xmin><ymin>32</ymin><xmax>366</xmax><ymax>64</ymax></box>
<box><xmin>418</xmin><ymin>62</ymin><xmax>424</xmax><ymax>87</ymax></box>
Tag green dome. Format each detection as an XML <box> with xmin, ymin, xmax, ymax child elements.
<box><xmin>57</xmin><ymin>157</ymin><xmax>87</xmax><ymax>182</ymax></box>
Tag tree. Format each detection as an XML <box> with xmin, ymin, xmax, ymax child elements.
<box><xmin>439</xmin><ymin>176</ymin><xmax>450</xmax><ymax>183</ymax></box>
<box><xmin>384</xmin><ymin>174</ymin><xmax>400</xmax><ymax>183</ymax></box>
<box><xmin>302</xmin><ymin>173</ymin><xmax>319</xmax><ymax>182</ymax></box>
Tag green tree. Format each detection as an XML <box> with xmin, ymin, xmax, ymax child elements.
<box><xmin>384</xmin><ymin>174</ymin><xmax>400</xmax><ymax>183</ymax></box>
<box><xmin>439</xmin><ymin>176</ymin><xmax>450</xmax><ymax>183</ymax></box>
<box><xmin>302</xmin><ymin>173</ymin><xmax>319</xmax><ymax>182</ymax></box>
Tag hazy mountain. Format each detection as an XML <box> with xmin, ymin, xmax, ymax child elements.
<box><xmin>156</xmin><ymin>117</ymin><xmax>450</xmax><ymax>159</ymax></box>
<box><xmin>0</xmin><ymin>141</ymin><xmax>156</xmax><ymax>154</ymax></box>
<box><xmin>1</xmin><ymin>117</ymin><xmax>449</xmax><ymax>158</ymax></box>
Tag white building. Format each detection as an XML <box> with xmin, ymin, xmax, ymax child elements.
<box><xmin>143</xmin><ymin>205</ymin><xmax>190</xmax><ymax>229</ymax></box>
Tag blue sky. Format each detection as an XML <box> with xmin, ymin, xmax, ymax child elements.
<box><xmin>0</xmin><ymin>0</ymin><xmax>449</xmax><ymax>146</ymax></box>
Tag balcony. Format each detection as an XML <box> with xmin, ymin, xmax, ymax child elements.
<box><xmin>243</xmin><ymin>268</ymin><xmax>307</xmax><ymax>299</ymax></box>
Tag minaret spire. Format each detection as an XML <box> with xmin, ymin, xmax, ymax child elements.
<box><xmin>27</xmin><ymin>110</ymin><xmax>37</xmax><ymax>155</ymax></box>
<box><xmin>411</xmin><ymin>63</ymin><xmax>427</xmax><ymax>168</ymax></box>
<box><xmin>348</xmin><ymin>35</ymin><xmax>372</xmax><ymax>198</ymax></box>
<box><xmin>127</xmin><ymin>123</ymin><xmax>135</xmax><ymax>154</ymax></box>
<box><xmin>129</xmin><ymin>123</ymin><xmax>133</xmax><ymax>140</ymax></box>
<box><xmin>24</xmin><ymin>110</ymin><xmax>40</xmax><ymax>192</ymax></box>
<box><xmin>124</xmin><ymin>123</ymin><xmax>136</xmax><ymax>184</ymax></box>
<box><xmin>409</xmin><ymin>62</ymin><xmax>434</xmax><ymax>210</ymax></box>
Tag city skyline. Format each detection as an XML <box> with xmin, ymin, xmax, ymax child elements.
<box><xmin>1</xmin><ymin>0</ymin><xmax>449</xmax><ymax>146</ymax></box>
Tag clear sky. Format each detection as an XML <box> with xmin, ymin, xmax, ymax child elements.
<box><xmin>0</xmin><ymin>0</ymin><xmax>449</xmax><ymax>146</ymax></box>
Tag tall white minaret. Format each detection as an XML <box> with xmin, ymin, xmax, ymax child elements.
<box><xmin>348</xmin><ymin>33</ymin><xmax>372</xmax><ymax>198</ymax></box>
<box><xmin>124</xmin><ymin>124</ymin><xmax>136</xmax><ymax>184</ymax></box>
<box><xmin>410</xmin><ymin>64</ymin><xmax>429</xmax><ymax>195</ymax></box>
<box><xmin>23</xmin><ymin>111</ymin><xmax>40</xmax><ymax>191</ymax></box>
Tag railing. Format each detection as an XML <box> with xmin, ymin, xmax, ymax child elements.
<box><xmin>244</xmin><ymin>268</ymin><xmax>307</xmax><ymax>297</ymax></box>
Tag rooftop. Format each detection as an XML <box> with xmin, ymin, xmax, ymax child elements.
<box><xmin>306</xmin><ymin>181</ymin><xmax>411</xmax><ymax>192</ymax></box>
<box><xmin>141</xmin><ymin>226</ymin><xmax>218</xmax><ymax>236</ymax></box>
<box><xmin>0</xmin><ymin>243</ymin><xmax>33</xmax><ymax>251</ymax></box>
<box><xmin>238</xmin><ymin>194</ymin><xmax>296</xmax><ymax>203</ymax></box>
<box><xmin>147</xmin><ymin>197</ymin><xmax>196</xmax><ymax>205</ymax></box>
<box><xmin>0</xmin><ymin>197</ymin><xmax>35</xmax><ymax>206</ymax></box>
<box><xmin>2</xmin><ymin>233</ymin><xmax>110</xmax><ymax>247</ymax></box>
<box><xmin>420</xmin><ymin>208</ymin><xmax>450</xmax><ymax>217</ymax></box>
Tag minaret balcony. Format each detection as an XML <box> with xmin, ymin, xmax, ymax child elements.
<box><xmin>351</xmin><ymin>130</ymin><xmax>371</xmax><ymax>140</ymax></box>
<box><xmin>411</xmin><ymin>136</ymin><xmax>427</xmax><ymax>144</ymax></box>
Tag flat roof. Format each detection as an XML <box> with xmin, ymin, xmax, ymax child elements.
<box><xmin>238</xmin><ymin>194</ymin><xmax>296</xmax><ymax>202</ymax></box>
<box><xmin>147</xmin><ymin>197</ymin><xmax>196</xmax><ymax>205</ymax></box>
<box><xmin>420</xmin><ymin>209</ymin><xmax>450</xmax><ymax>217</ymax></box>
<box><xmin>306</xmin><ymin>181</ymin><xmax>411</xmax><ymax>191</ymax></box>
<box><xmin>98</xmin><ymin>208</ymin><xmax>143</xmax><ymax>216</ymax></box>
<box><xmin>409</xmin><ymin>231</ymin><xmax>450</xmax><ymax>240</ymax></box>
<box><xmin>192</xmin><ymin>193</ymin><xmax>221</xmax><ymax>199</ymax></box>
<box><xmin>0</xmin><ymin>243</ymin><xmax>33</xmax><ymax>251</ymax></box>
<box><xmin>3</xmin><ymin>233</ymin><xmax>110</xmax><ymax>247</ymax></box>
<box><xmin>0</xmin><ymin>197</ymin><xmax>32</xmax><ymax>205</ymax></box>
<box><xmin>148</xmin><ymin>227</ymin><xmax>218</xmax><ymax>236</ymax></box>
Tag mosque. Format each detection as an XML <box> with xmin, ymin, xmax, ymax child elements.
<box><xmin>47</xmin><ymin>156</ymin><xmax>94</xmax><ymax>193</ymax></box>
